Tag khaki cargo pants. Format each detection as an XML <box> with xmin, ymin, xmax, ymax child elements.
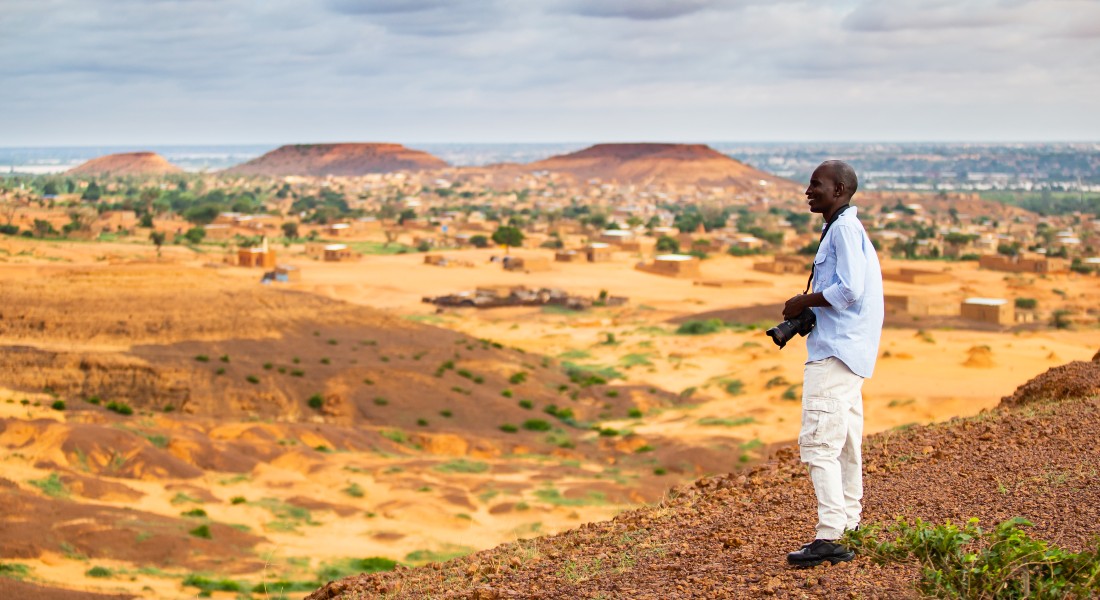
<box><xmin>799</xmin><ymin>356</ymin><xmax>864</xmax><ymax>540</ymax></box>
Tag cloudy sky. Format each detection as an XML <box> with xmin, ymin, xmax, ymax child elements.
<box><xmin>2</xmin><ymin>0</ymin><xmax>1097</xmax><ymax>146</ymax></box>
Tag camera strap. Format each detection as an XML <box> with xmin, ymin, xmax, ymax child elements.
<box><xmin>803</xmin><ymin>204</ymin><xmax>851</xmax><ymax>294</ymax></box>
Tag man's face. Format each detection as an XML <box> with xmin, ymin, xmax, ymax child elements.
<box><xmin>805</xmin><ymin>166</ymin><xmax>841</xmax><ymax>215</ymax></box>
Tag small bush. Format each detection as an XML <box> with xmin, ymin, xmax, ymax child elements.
<box><xmin>598</xmin><ymin>427</ymin><xmax>620</xmax><ymax>437</ymax></box>
<box><xmin>501</xmin><ymin>389</ymin><xmax>513</xmax><ymax>398</ymax></box>
<box><xmin>499</xmin><ymin>424</ymin><xmax>518</xmax><ymax>433</ymax></box>
<box><xmin>181</xmin><ymin>508</ymin><xmax>207</xmax><ymax>517</ymax></box>
<box><xmin>262</xmin><ymin>362</ymin><xmax>273</xmax><ymax>370</ymax></box>
<box><xmin>194</xmin><ymin>354</ymin><xmax>209</xmax><ymax>362</ymax></box>
<box><xmin>51</xmin><ymin>400</ymin><xmax>66</xmax><ymax>411</ymax></box>
<box><xmin>215</xmin><ymin>367</ymin><xmax>226</xmax><ymax>375</ymax></box>
<box><xmin>1014</xmin><ymin>297</ymin><xmax>1038</xmax><ymax>310</ymax></box>
<box><xmin>86</xmin><ymin>566</ymin><xmax>112</xmax><ymax>578</ymax></box>
<box><xmin>230</xmin><ymin>496</ymin><xmax>247</xmax><ymax>505</ymax></box>
<box><xmin>106</xmin><ymin>401</ymin><xmax>133</xmax><ymax>416</ymax></box>
<box><xmin>676</xmin><ymin>319</ymin><xmax>724</xmax><ymax>335</ymax></box>
<box><xmin>85</xmin><ymin>396</ymin><xmax>101</xmax><ymax>405</ymax></box>
<box><xmin>307</xmin><ymin>394</ymin><xmax>324</xmax><ymax>409</ymax></box>
<box><xmin>518</xmin><ymin>399</ymin><xmax>534</xmax><ymax>410</ymax></box>
<box><xmin>628</xmin><ymin>408</ymin><xmax>643</xmax><ymax>418</ymax></box>
<box><xmin>245</xmin><ymin>375</ymin><xmax>260</xmax><ymax>384</ymax></box>
<box><xmin>417</xmin><ymin>419</ymin><xmax>428</xmax><ymax>427</ymax></box>
<box><xmin>846</xmin><ymin>517</ymin><xmax>1100</xmax><ymax>600</ymax></box>
<box><xmin>522</xmin><ymin>419</ymin><xmax>552</xmax><ymax>431</ymax></box>
<box><xmin>320</xmin><ymin>357</ymin><xmax>331</xmax><ymax>365</ymax></box>
<box><xmin>439</xmin><ymin>410</ymin><xmax>452</xmax><ymax>418</ymax></box>
<box><xmin>509</xmin><ymin>372</ymin><xmax>527</xmax><ymax>385</ymax></box>
<box><xmin>290</xmin><ymin>369</ymin><xmax>304</xmax><ymax>377</ymax></box>
<box><xmin>343</xmin><ymin>483</ymin><xmax>365</xmax><ymax>498</ymax></box>
<box><xmin>189</xmin><ymin>524</ymin><xmax>212</xmax><ymax>539</ymax></box>
<box><xmin>219</xmin><ymin>355</ymin><xmax>230</xmax><ymax>363</ymax></box>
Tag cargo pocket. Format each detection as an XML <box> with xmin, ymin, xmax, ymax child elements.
<box><xmin>799</xmin><ymin>398</ymin><xmax>843</xmax><ymax>448</ymax></box>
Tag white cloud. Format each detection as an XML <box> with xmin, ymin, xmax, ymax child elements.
<box><xmin>0</xmin><ymin>0</ymin><xmax>1096</xmax><ymax>144</ymax></box>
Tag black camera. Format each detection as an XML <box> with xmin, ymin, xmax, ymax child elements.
<box><xmin>766</xmin><ymin>309</ymin><xmax>816</xmax><ymax>349</ymax></box>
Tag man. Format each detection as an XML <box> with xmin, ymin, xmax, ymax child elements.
<box><xmin>782</xmin><ymin>160</ymin><xmax>884</xmax><ymax>568</ymax></box>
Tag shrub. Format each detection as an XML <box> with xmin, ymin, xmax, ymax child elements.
<box><xmin>85</xmin><ymin>396</ymin><xmax>101</xmax><ymax>405</ymax></box>
<box><xmin>50</xmin><ymin>400</ymin><xmax>66</xmax><ymax>411</ymax></box>
<box><xmin>1014</xmin><ymin>297</ymin><xmax>1038</xmax><ymax>310</ymax></box>
<box><xmin>219</xmin><ymin>355</ymin><xmax>230</xmax><ymax>363</ymax></box>
<box><xmin>320</xmin><ymin>357</ymin><xmax>330</xmax><ymax>365</ymax></box>
<box><xmin>230</xmin><ymin>496</ymin><xmax>247</xmax><ymax>505</ymax></box>
<box><xmin>86</xmin><ymin>566</ymin><xmax>112</xmax><ymax>578</ymax></box>
<box><xmin>373</xmin><ymin>397</ymin><xmax>388</xmax><ymax>406</ymax></box>
<box><xmin>417</xmin><ymin>419</ymin><xmax>428</xmax><ymax>427</ymax></box>
<box><xmin>676</xmin><ymin>319</ymin><xmax>725</xmax><ymax>335</ymax></box>
<box><xmin>846</xmin><ymin>517</ymin><xmax>1100</xmax><ymax>599</ymax></box>
<box><xmin>262</xmin><ymin>362</ymin><xmax>273</xmax><ymax>370</ymax></box>
<box><xmin>508</xmin><ymin>372</ymin><xmax>527</xmax><ymax>385</ymax></box>
<box><xmin>245</xmin><ymin>375</ymin><xmax>260</xmax><ymax>384</ymax></box>
<box><xmin>307</xmin><ymin>394</ymin><xmax>324</xmax><ymax>409</ymax></box>
<box><xmin>290</xmin><ymin>369</ymin><xmax>304</xmax><ymax>377</ymax></box>
<box><xmin>106</xmin><ymin>401</ymin><xmax>133</xmax><ymax>416</ymax></box>
<box><xmin>189</xmin><ymin>524</ymin><xmax>212</xmax><ymax>539</ymax></box>
<box><xmin>215</xmin><ymin>368</ymin><xmax>226</xmax><ymax>375</ymax></box>
<box><xmin>194</xmin><ymin>354</ymin><xmax>209</xmax><ymax>362</ymax></box>
<box><xmin>522</xmin><ymin>419</ymin><xmax>552</xmax><ymax>431</ymax></box>
<box><xmin>499</xmin><ymin>424</ymin><xmax>518</xmax><ymax>433</ymax></box>
<box><xmin>501</xmin><ymin>389</ymin><xmax>513</xmax><ymax>398</ymax></box>
<box><xmin>439</xmin><ymin>410</ymin><xmax>452</xmax><ymax>418</ymax></box>
<box><xmin>518</xmin><ymin>399</ymin><xmax>534</xmax><ymax>410</ymax></box>
<box><xmin>181</xmin><ymin>508</ymin><xmax>207</xmax><ymax>518</ymax></box>
<box><xmin>628</xmin><ymin>408</ymin><xmax>643</xmax><ymax>418</ymax></box>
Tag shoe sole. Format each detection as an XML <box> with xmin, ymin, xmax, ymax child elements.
<box><xmin>787</xmin><ymin>552</ymin><xmax>855</xmax><ymax>568</ymax></box>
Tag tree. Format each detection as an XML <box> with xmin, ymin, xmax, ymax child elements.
<box><xmin>149</xmin><ymin>231</ymin><xmax>166</xmax><ymax>256</ymax></box>
<box><xmin>469</xmin><ymin>234</ymin><xmax>489</xmax><ymax>248</ymax></box>
<box><xmin>81</xmin><ymin>181</ymin><xmax>102</xmax><ymax>201</ymax></box>
<box><xmin>655</xmin><ymin>236</ymin><xmax>680</xmax><ymax>254</ymax></box>
<box><xmin>183</xmin><ymin>227</ymin><xmax>206</xmax><ymax>244</ymax></box>
<box><xmin>491</xmin><ymin>226</ymin><xmax>524</xmax><ymax>253</ymax></box>
<box><xmin>42</xmin><ymin>181</ymin><xmax>60</xmax><ymax>196</ymax></box>
<box><xmin>281</xmin><ymin>222</ymin><xmax>299</xmax><ymax>240</ymax></box>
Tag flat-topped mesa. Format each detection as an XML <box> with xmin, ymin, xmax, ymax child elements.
<box><xmin>225</xmin><ymin>143</ymin><xmax>448</xmax><ymax>177</ymax></box>
<box><xmin>525</xmin><ymin>142</ymin><xmax>800</xmax><ymax>192</ymax></box>
<box><xmin>66</xmin><ymin>152</ymin><xmax>183</xmax><ymax>176</ymax></box>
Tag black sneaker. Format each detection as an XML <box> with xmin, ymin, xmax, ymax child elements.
<box><xmin>787</xmin><ymin>539</ymin><xmax>855</xmax><ymax>568</ymax></box>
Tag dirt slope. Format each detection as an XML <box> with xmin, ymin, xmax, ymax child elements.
<box><xmin>525</xmin><ymin>143</ymin><xmax>801</xmax><ymax>193</ymax></box>
<box><xmin>224</xmin><ymin>143</ymin><xmax>448</xmax><ymax>177</ymax></box>
<box><xmin>65</xmin><ymin>152</ymin><xmax>182</xmax><ymax>176</ymax></box>
<box><xmin>310</xmin><ymin>356</ymin><xmax>1100</xmax><ymax>599</ymax></box>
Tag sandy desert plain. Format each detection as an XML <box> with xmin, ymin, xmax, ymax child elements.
<box><xmin>0</xmin><ymin>232</ymin><xmax>1098</xmax><ymax>599</ymax></box>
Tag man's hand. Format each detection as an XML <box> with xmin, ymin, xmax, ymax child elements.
<box><xmin>783</xmin><ymin>292</ymin><xmax>830</xmax><ymax>320</ymax></box>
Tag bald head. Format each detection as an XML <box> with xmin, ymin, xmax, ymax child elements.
<box><xmin>818</xmin><ymin>160</ymin><xmax>858</xmax><ymax>200</ymax></box>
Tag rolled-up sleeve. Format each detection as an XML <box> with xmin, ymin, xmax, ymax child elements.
<box><xmin>821</xmin><ymin>224</ymin><xmax>867</xmax><ymax>310</ymax></box>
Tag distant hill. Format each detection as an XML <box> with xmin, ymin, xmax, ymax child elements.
<box><xmin>525</xmin><ymin>143</ymin><xmax>800</xmax><ymax>192</ymax></box>
<box><xmin>225</xmin><ymin>143</ymin><xmax>448</xmax><ymax>177</ymax></box>
<box><xmin>66</xmin><ymin>152</ymin><xmax>183</xmax><ymax>176</ymax></box>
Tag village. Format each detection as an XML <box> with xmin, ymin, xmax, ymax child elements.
<box><xmin>1</xmin><ymin>152</ymin><xmax>1097</xmax><ymax>332</ymax></box>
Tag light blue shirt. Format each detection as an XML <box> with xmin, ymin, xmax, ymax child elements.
<box><xmin>806</xmin><ymin>207</ymin><xmax>884</xmax><ymax>378</ymax></box>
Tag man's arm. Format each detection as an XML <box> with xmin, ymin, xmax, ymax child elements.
<box><xmin>783</xmin><ymin>291</ymin><xmax>830</xmax><ymax>320</ymax></box>
<box><xmin>819</xmin><ymin>224</ymin><xmax>868</xmax><ymax>311</ymax></box>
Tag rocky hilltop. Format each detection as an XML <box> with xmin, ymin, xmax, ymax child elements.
<box><xmin>66</xmin><ymin>152</ymin><xmax>182</xmax><ymax>176</ymax></box>
<box><xmin>310</xmin><ymin>354</ymin><xmax>1100</xmax><ymax>599</ymax></box>
<box><xmin>525</xmin><ymin>143</ymin><xmax>800</xmax><ymax>192</ymax></box>
<box><xmin>225</xmin><ymin>143</ymin><xmax>448</xmax><ymax>177</ymax></box>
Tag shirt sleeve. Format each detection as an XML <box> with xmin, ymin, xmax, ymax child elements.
<box><xmin>820</xmin><ymin>223</ymin><xmax>867</xmax><ymax>311</ymax></box>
